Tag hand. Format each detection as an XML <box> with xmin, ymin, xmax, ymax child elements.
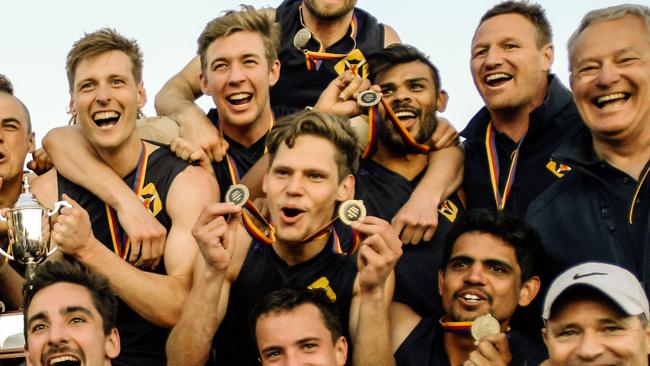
<box><xmin>431</xmin><ymin>116</ymin><xmax>460</xmax><ymax>150</ymax></box>
<box><xmin>171</xmin><ymin>137</ymin><xmax>216</xmax><ymax>177</ymax></box>
<box><xmin>191</xmin><ymin>202</ymin><xmax>242</xmax><ymax>273</ymax></box>
<box><xmin>27</xmin><ymin>148</ymin><xmax>53</xmax><ymax>175</ymax></box>
<box><xmin>177</xmin><ymin>111</ymin><xmax>229</xmax><ymax>162</ymax></box>
<box><xmin>52</xmin><ymin>194</ymin><xmax>95</xmax><ymax>258</ymax></box>
<box><xmin>115</xmin><ymin>194</ymin><xmax>167</xmax><ymax>269</ymax></box>
<box><xmin>315</xmin><ymin>70</ymin><xmax>378</xmax><ymax>118</ymax></box>
<box><xmin>352</xmin><ymin>216</ymin><xmax>403</xmax><ymax>294</ymax></box>
<box><xmin>464</xmin><ymin>333</ymin><xmax>512</xmax><ymax>366</ymax></box>
<box><xmin>391</xmin><ymin>192</ymin><xmax>440</xmax><ymax>245</ymax></box>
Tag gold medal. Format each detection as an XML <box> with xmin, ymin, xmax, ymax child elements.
<box><xmin>225</xmin><ymin>184</ymin><xmax>250</xmax><ymax>208</ymax></box>
<box><xmin>471</xmin><ymin>314</ymin><xmax>500</xmax><ymax>340</ymax></box>
<box><xmin>357</xmin><ymin>90</ymin><xmax>381</xmax><ymax>107</ymax></box>
<box><xmin>293</xmin><ymin>28</ymin><xmax>312</xmax><ymax>50</ymax></box>
<box><xmin>338</xmin><ymin>200</ymin><xmax>366</xmax><ymax>225</ymax></box>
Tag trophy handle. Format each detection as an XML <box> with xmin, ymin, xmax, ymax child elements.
<box><xmin>48</xmin><ymin>200</ymin><xmax>72</xmax><ymax>217</ymax></box>
<box><xmin>0</xmin><ymin>208</ymin><xmax>7</xmax><ymax>222</ymax></box>
<box><xmin>46</xmin><ymin>245</ymin><xmax>58</xmax><ymax>257</ymax></box>
<box><xmin>0</xmin><ymin>246</ymin><xmax>14</xmax><ymax>261</ymax></box>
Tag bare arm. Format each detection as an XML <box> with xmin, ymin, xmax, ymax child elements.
<box><xmin>0</xmin><ymin>259</ymin><xmax>24</xmax><ymax>310</ymax></box>
<box><xmin>154</xmin><ymin>56</ymin><xmax>227</xmax><ymax>161</ymax></box>
<box><xmin>388</xmin><ymin>302</ymin><xmax>422</xmax><ymax>353</ymax></box>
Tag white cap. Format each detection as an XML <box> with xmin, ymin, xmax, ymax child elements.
<box><xmin>543</xmin><ymin>262</ymin><xmax>649</xmax><ymax>320</ymax></box>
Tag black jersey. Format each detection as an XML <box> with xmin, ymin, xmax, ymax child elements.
<box><xmin>395</xmin><ymin>318</ymin><xmax>547</xmax><ymax>366</ymax></box>
<box><xmin>210</xmin><ymin>236</ymin><xmax>358</xmax><ymax>366</ymax></box>
<box><xmin>355</xmin><ymin>159</ymin><xmax>463</xmax><ymax>318</ymax></box>
<box><xmin>57</xmin><ymin>145</ymin><xmax>189</xmax><ymax>366</ymax></box>
<box><xmin>272</xmin><ymin>0</ymin><xmax>384</xmax><ymax>116</ymax></box>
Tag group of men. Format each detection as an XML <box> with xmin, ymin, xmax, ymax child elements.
<box><xmin>1</xmin><ymin>0</ymin><xmax>650</xmax><ymax>365</ymax></box>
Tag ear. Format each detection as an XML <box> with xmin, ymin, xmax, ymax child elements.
<box><xmin>437</xmin><ymin>89</ymin><xmax>449</xmax><ymax>113</ymax></box>
<box><xmin>268</xmin><ymin>59</ymin><xmax>281</xmax><ymax>88</ymax></box>
<box><xmin>438</xmin><ymin>269</ymin><xmax>445</xmax><ymax>297</ymax></box>
<box><xmin>262</xmin><ymin>170</ymin><xmax>269</xmax><ymax>195</ymax></box>
<box><xmin>200</xmin><ymin>71</ymin><xmax>211</xmax><ymax>96</ymax></box>
<box><xmin>644</xmin><ymin>321</ymin><xmax>650</xmax><ymax>354</ymax></box>
<box><xmin>541</xmin><ymin>326</ymin><xmax>549</xmax><ymax>349</ymax></box>
<box><xmin>541</xmin><ymin>43</ymin><xmax>554</xmax><ymax>72</ymax></box>
<box><xmin>517</xmin><ymin>275</ymin><xmax>541</xmax><ymax>307</ymax></box>
<box><xmin>335</xmin><ymin>174</ymin><xmax>355</xmax><ymax>202</ymax></box>
<box><xmin>105</xmin><ymin>327</ymin><xmax>121</xmax><ymax>359</ymax></box>
<box><xmin>68</xmin><ymin>97</ymin><xmax>75</xmax><ymax>116</ymax></box>
<box><xmin>334</xmin><ymin>335</ymin><xmax>348</xmax><ymax>366</ymax></box>
<box><xmin>28</xmin><ymin>132</ymin><xmax>36</xmax><ymax>154</ymax></box>
<box><xmin>136</xmin><ymin>81</ymin><xmax>147</xmax><ymax>109</ymax></box>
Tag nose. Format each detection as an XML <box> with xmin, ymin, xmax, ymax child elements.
<box><xmin>285</xmin><ymin>174</ymin><xmax>305</xmax><ymax>196</ymax></box>
<box><xmin>46</xmin><ymin>322</ymin><xmax>69</xmax><ymax>346</ymax></box>
<box><xmin>484</xmin><ymin>47</ymin><xmax>504</xmax><ymax>70</ymax></box>
<box><xmin>464</xmin><ymin>263</ymin><xmax>487</xmax><ymax>285</ymax></box>
<box><xmin>391</xmin><ymin>86</ymin><xmax>412</xmax><ymax>104</ymax></box>
<box><xmin>95</xmin><ymin>82</ymin><xmax>111</xmax><ymax>105</ymax></box>
<box><xmin>595</xmin><ymin>62</ymin><xmax>620</xmax><ymax>88</ymax></box>
<box><xmin>227</xmin><ymin>62</ymin><xmax>246</xmax><ymax>85</ymax></box>
<box><xmin>575</xmin><ymin>330</ymin><xmax>605</xmax><ymax>361</ymax></box>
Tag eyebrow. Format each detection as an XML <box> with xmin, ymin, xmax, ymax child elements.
<box><xmin>27</xmin><ymin>306</ymin><xmax>95</xmax><ymax>327</ymax></box>
<box><xmin>1</xmin><ymin>117</ymin><xmax>22</xmax><ymax>124</ymax></box>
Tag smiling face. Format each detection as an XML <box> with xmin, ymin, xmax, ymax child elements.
<box><xmin>263</xmin><ymin>134</ymin><xmax>353</xmax><ymax>245</ymax></box>
<box><xmin>0</xmin><ymin>93</ymin><xmax>34</xmax><ymax>187</ymax></box>
<box><xmin>376</xmin><ymin>60</ymin><xmax>446</xmax><ymax>153</ymax></box>
<box><xmin>544</xmin><ymin>295</ymin><xmax>650</xmax><ymax>366</ymax></box>
<box><xmin>201</xmin><ymin>30</ymin><xmax>279</xmax><ymax>134</ymax></box>
<box><xmin>471</xmin><ymin>13</ymin><xmax>553</xmax><ymax>115</ymax></box>
<box><xmin>569</xmin><ymin>14</ymin><xmax>650</xmax><ymax>145</ymax></box>
<box><xmin>25</xmin><ymin>282</ymin><xmax>119</xmax><ymax>366</ymax></box>
<box><xmin>70</xmin><ymin>50</ymin><xmax>146</xmax><ymax>153</ymax></box>
<box><xmin>255</xmin><ymin>303</ymin><xmax>347</xmax><ymax>366</ymax></box>
<box><xmin>303</xmin><ymin>0</ymin><xmax>357</xmax><ymax>20</ymax></box>
<box><xmin>438</xmin><ymin>232</ymin><xmax>538</xmax><ymax>324</ymax></box>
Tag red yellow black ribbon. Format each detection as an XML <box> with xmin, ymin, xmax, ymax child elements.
<box><xmin>303</xmin><ymin>15</ymin><xmax>358</xmax><ymax>72</ymax></box>
<box><xmin>105</xmin><ymin>142</ymin><xmax>148</xmax><ymax>259</ymax></box>
<box><xmin>440</xmin><ymin>319</ymin><xmax>473</xmax><ymax>335</ymax></box>
<box><xmin>485</xmin><ymin>123</ymin><xmax>525</xmax><ymax>210</ymax></box>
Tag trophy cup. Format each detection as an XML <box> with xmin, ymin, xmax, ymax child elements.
<box><xmin>0</xmin><ymin>175</ymin><xmax>70</xmax><ymax>280</ymax></box>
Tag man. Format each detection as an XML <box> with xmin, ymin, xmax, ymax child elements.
<box><xmin>542</xmin><ymin>262</ymin><xmax>650</xmax><ymax>366</ymax></box>
<box><xmin>167</xmin><ymin>110</ymin><xmax>401</xmax><ymax>366</ymax></box>
<box><xmin>0</xmin><ymin>74</ymin><xmax>35</xmax><ymax>310</ymax></box>
<box><xmin>30</xmin><ymin>28</ymin><xmax>217</xmax><ymax>365</ymax></box>
<box><xmin>527</xmin><ymin>4</ymin><xmax>650</xmax><ymax>297</ymax></box>
<box><xmin>250</xmin><ymin>288</ymin><xmax>348</xmax><ymax>366</ymax></box>
<box><xmin>461</xmin><ymin>1</ymin><xmax>583</xmax><ymax>217</ymax></box>
<box><xmin>154</xmin><ymin>0</ymin><xmax>400</xmax><ymax>161</ymax></box>
<box><xmin>389</xmin><ymin>209</ymin><xmax>546</xmax><ymax>366</ymax></box>
<box><xmin>23</xmin><ymin>260</ymin><xmax>120</xmax><ymax>366</ymax></box>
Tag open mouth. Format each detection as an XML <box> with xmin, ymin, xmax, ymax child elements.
<box><xmin>226</xmin><ymin>92</ymin><xmax>253</xmax><ymax>106</ymax></box>
<box><xmin>48</xmin><ymin>355</ymin><xmax>81</xmax><ymax>366</ymax></box>
<box><xmin>484</xmin><ymin>73</ymin><xmax>513</xmax><ymax>87</ymax></box>
<box><xmin>592</xmin><ymin>92</ymin><xmax>630</xmax><ymax>109</ymax></box>
<box><xmin>281</xmin><ymin>207</ymin><xmax>304</xmax><ymax>218</ymax></box>
<box><xmin>92</xmin><ymin>111</ymin><xmax>120</xmax><ymax>128</ymax></box>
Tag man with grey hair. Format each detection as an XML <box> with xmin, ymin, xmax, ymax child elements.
<box><xmin>542</xmin><ymin>262</ymin><xmax>650</xmax><ymax>366</ymax></box>
<box><xmin>527</xmin><ymin>4</ymin><xmax>650</xmax><ymax>295</ymax></box>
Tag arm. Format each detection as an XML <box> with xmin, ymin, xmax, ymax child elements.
<box><xmin>0</xmin><ymin>259</ymin><xmax>24</xmax><ymax>310</ymax></box>
<box><xmin>465</xmin><ymin>334</ymin><xmax>513</xmax><ymax>366</ymax></box>
<box><xmin>349</xmin><ymin>216</ymin><xmax>402</xmax><ymax>366</ymax></box>
<box><xmin>52</xmin><ymin>166</ymin><xmax>218</xmax><ymax>327</ymax></box>
<box><xmin>166</xmin><ymin>202</ymin><xmax>249</xmax><ymax>366</ymax></box>
<box><xmin>154</xmin><ymin>56</ymin><xmax>227</xmax><ymax>161</ymax></box>
<box><xmin>43</xmin><ymin>126</ymin><xmax>167</xmax><ymax>268</ymax></box>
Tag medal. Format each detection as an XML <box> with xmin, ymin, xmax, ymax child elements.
<box><xmin>293</xmin><ymin>28</ymin><xmax>312</xmax><ymax>50</ymax></box>
<box><xmin>470</xmin><ymin>314</ymin><xmax>500</xmax><ymax>340</ymax></box>
<box><xmin>225</xmin><ymin>184</ymin><xmax>250</xmax><ymax>208</ymax></box>
<box><xmin>357</xmin><ymin>90</ymin><xmax>381</xmax><ymax>107</ymax></box>
<box><xmin>338</xmin><ymin>200</ymin><xmax>366</xmax><ymax>225</ymax></box>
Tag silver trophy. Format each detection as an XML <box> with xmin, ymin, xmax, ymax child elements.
<box><xmin>0</xmin><ymin>175</ymin><xmax>70</xmax><ymax>280</ymax></box>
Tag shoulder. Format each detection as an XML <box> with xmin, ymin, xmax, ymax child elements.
<box><xmin>383</xmin><ymin>24</ymin><xmax>401</xmax><ymax>46</ymax></box>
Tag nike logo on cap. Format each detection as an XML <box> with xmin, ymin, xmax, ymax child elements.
<box><xmin>573</xmin><ymin>272</ymin><xmax>607</xmax><ymax>280</ymax></box>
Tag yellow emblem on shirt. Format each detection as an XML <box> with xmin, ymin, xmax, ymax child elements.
<box><xmin>334</xmin><ymin>49</ymin><xmax>368</xmax><ymax>78</ymax></box>
<box><xmin>308</xmin><ymin>276</ymin><xmax>337</xmax><ymax>302</ymax></box>
<box><xmin>438</xmin><ymin>199</ymin><xmax>459</xmax><ymax>223</ymax></box>
<box><xmin>140</xmin><ymin>182</ymin><xmax>162</xmax><ymax>217</ymax></box>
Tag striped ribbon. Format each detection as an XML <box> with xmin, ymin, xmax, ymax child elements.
<box><xmin>485</xmin><ymin>123</ymin><xmax>525</xmax><ymax>210</ymax></box>
<box><xmin>303</xmin><ymin>15</ymin><xmax>357</xmax><ymax>72</ymax></box>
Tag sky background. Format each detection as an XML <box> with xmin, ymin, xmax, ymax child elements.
<box><xmin>1</xmin><ymin>0</ymin><xmax>639</xmax><ymax>147</ymax></box>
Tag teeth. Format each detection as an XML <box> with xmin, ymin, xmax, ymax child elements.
<box><xmin>228</xmin><ymin>93</ymin><xmax>251</xmax><ymax>101</ymax></box>
<box><xmin>50</xmin><ymin>355</ymin><xmax>80</xmax><ymax>365</ymax></box>
<box><xmin>395</xmin><ymin>111</ymin><xmax>416</xmax><ymax>118</ymax></box>
<box><xmin>463</xmin><ymin>294</ymin><xmax>481</xmax><ymax>302</ymax></box>
<box><xmin>596</xmin><ymin>93</ymin><xmax>626</xmax><ymax>104</ymax></box>
<box><xmin>93</xmin><ymin>111</ymin><xmax>119</xmax><ymax>121</ymax></box>
<box><xmin>486</xmin><ymin>73</ymin><xmax>511</xmax><ymax>82</ymax></box>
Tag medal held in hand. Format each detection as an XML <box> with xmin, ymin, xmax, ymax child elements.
<box><xmin>471</xmin><ymin>314</ymin><xmax>500</xmax><ymax>340</ymax></box>
<box><xmin>225</xmin><ymin>184</ymin><xmax>250</xmax><ymax>208</ymax></box>
<box><xmin>338</xmin><ymin>200</ymin><xmax>366</xmax><ymax>225</ymax></box>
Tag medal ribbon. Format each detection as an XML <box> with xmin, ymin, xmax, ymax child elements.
<box><xmin>439</xmin><ymin>319</ymin><xmax>473</xmax><ymax>335</ymax></box>
<box><xmin>303</xmin><ymin>15</ymin><xmax>358</xmax><ymax>72</ymax></box>
<box><xmin>485</xmin><ymin>123</ymin><xmax>524</xmax><ymax>210</ymax></box>
<box><xmin>105</xmin><ymin>142</ymin><xmax>148</xmax><ymax>259</ymax></box>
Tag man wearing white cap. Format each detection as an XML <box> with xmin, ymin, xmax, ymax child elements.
<box><xmin>542</xmin><ymin>262</ymin><xmax>650</xmax><ymax>366</ymax></box>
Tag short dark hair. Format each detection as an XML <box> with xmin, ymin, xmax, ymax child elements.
<box><xmin>442</xmin><ymin>209</ymin><xmax>541</xmax><ymax>281</ymax></box>
<box><xmin>0</xmin><ymin>74</ymin><xmax>14</xmax><ymax>95</ymax></box>
<box><xmin>249</xmin><ymin>288</ymin><xmax>343</xmax><ymax>344</ymax></box>
<box><xmin>367</xmin><ymin>44</ymin><xmax>442</xmax><ymax>95</ymax></box>
<box><xmin>23</xmin><ymin>260</ymin><xmax>118</xmax><ymax>338</ymax></box>
<box><xmin>479</xmin><ymin>1</ymin><xmax>553</xmax><ymax>48</ymax></box>
<box><xmin>266</xmin><ymin>110</ymin><xmax>360</xmax><ymax>181</ymax></box>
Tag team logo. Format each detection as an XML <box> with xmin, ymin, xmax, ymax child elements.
<box><xmin>438</xmin><ymin>199</ymin><xmax>459</xmax><ymax>223</ymax></box>
<box><xmin>334</xmin><ymin>49</ymin><xmax>368</xmax><ymax>78</ymax></box>
<box><xmin>546</xmin><ymin>160</ymin><xmax>572</xmax><ymax>178</ymax></box>
<box><xmin>140</xmin><ymin>183</ymin><xmax>162</xmax><ymax>217</ymax></box>
<box><xmin>308</xmin><ymin>276</ymin><xmax>337</xmax><ymax>302</ymax></box>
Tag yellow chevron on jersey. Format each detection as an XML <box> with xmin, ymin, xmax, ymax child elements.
<box><xmin>546</xmin><ymin>160</ymin><xmax>572</xmax><ymax>178</ymax></box>
<box><xmin>308</xmin><ymin>276</ymin><xmax>337</xmax><ymax>302</ymax></box>
<box><xmin>334</xmin><ymin>49</ymin><xmax>368</xmax><ymax>78</ymax></box>
<box><xmin>438</xmin><ymin>199</ymin><xmax>459</xmax><ymax>223</ymax></box>
<box><xmin>140</xmin><ymin>182</ymin><xmax>162</xmax><ymax>217</ymax></box>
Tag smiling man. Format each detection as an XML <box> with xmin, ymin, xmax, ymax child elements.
<box><xmin>461</xmin><ymin>1</ymin><xmax>583</xmax><ymax>217</ymax></box>
<box><xmin>527</xmin><ymin>4</ymin><xmax>650</xmax><ymax>301</ymax></box>
<box><xmin>24</xmin><ymin>261</ymin><xmax>120</xmax><ymax>366</ymax></box>
<box><xmin>389</xmin><ymin>209</ymin><xmax>546</xmax><ymax>366</ymax></box>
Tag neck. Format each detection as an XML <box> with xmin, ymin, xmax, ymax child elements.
<box><xmin>444</xmin><ymin>332</ymin><xmax>477</xmax><ymax>366</ymax></box>
<box><xmin>221</xmin><ymin>107</ymin><xmax>273</xmax><ymax>148</ymax></box>
<box><xmin>0</xmin><ymin>176</ymin><xmax>23</xmax><ymax>208</ymax></box>
<box><xmin>273</xmin><ymin>233</ymin><xmax>329</xmax><ymax>266</ymax></box>
<box><xmin>302</xmin><ymin>5</ymin><xmax>353</xmax><ymax>49</ymax></box>
<box><xmin>94</xmin><ymin>133</ymin><xmax>143</xmax><ymax>178</ymax></box>
<box><xmin>488</xmin><ymin>82</ymin><xmax>548</xmax><ymax>143</ymax></box>
<box><xmin>373</xmin><ymin>143</ymin><xmax>428</xmax><ymax>180</ymax></box>
<box><xmin>593</xmin><ymin>132</ymin><xmax>650</xmax><ymax>180</ymax></box>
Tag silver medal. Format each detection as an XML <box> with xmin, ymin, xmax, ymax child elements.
<box><xmin>471</xmin><ymin>314</ymin><xmax>500</xmax><ymax>340</ymax></box>
<box><xmin>293</xmin><ymin>28</ymin><xmax>312</xmax><ymax>50</ymax></box>
<box><xmin>357</xmin><ymin>90</ymin><xmax>381</xmax><ymax>107</ymax></box>
<box><xmin>338</xmin><ymin>200</ymin><xmax>367</xmax><ymax>225</ymax></box>
<box><xmin>225</xmin><ymin>184</ymin><xmax>250</xmax><ymax>208</ymax></box>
